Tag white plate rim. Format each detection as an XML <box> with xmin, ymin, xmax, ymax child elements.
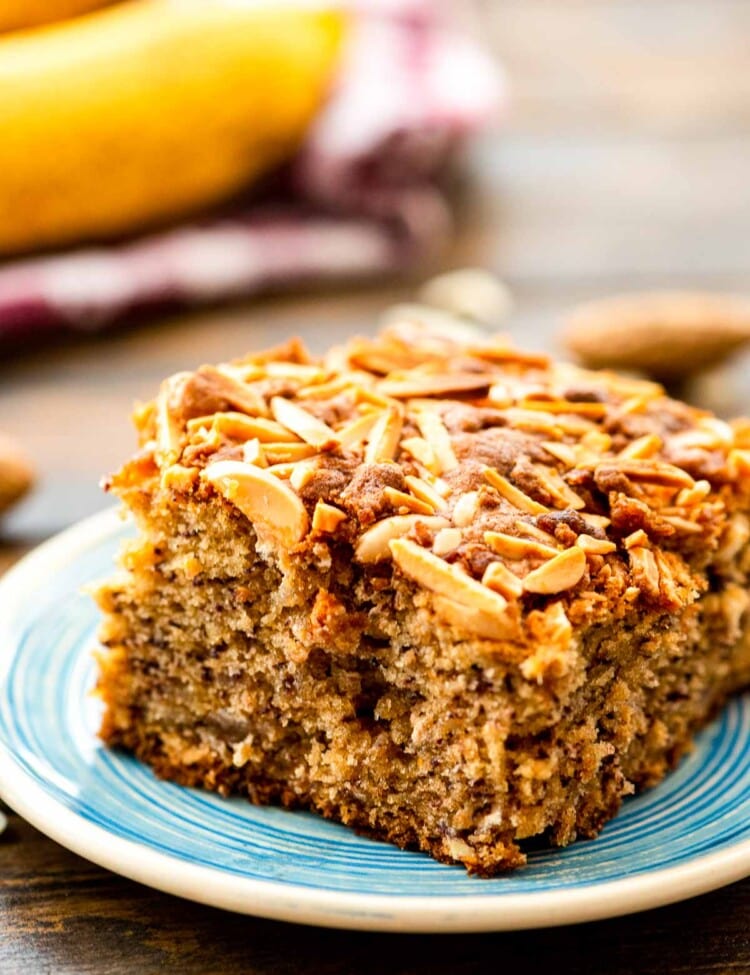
<box><xmin>0</xmin><ymin>507</ymin><xmax>749</xmax><ymax>933</ymax></box>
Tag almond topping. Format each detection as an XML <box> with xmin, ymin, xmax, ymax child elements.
<box><xmin>618</xmin><ymin>434</ymin><xmax>662</xmax><ymax>460</ymax></box>
<box><xmin>262</xmin><ymin>442</ymin><xmax>319</xmax><ymax>464</ymax></box>
<box><xmin>596</xmin><ymin>459</ymin><xmax>694</xmax><ymax>489</ymax></box>
<box><xmin>576</xmin><ymin>534</ymin><xmax>617</xmax><ymax>555</ymax></box>
<box><xmin>661</xmin><ymin>514</ymin><xmax>703</xmax><ymax>534</ymax></box>
<box><xmin>311</xmin><ymin>501</ymin><xmax>347</xmax><ymax>534</ymax></box>
<box><xmin>482</xmin><ymin>561</ymin><xmax>524</xmax><ymax>599</ymax></box>
<box><xmin>210</xmin><ymin>412</ymin><xmax>299</xmax><ymax>444</ymax></box>
<box><xmin>337</xmin><ymin>411</ymin><xmax>381</xmax><ymax>449</ymax></box>
<box><xmin>384</xmin><ymin>486</ymin><xmax>435</xmax><ymax>516</ymax></box>
<box><xmin>378</xmin><ymin>372</ymin><xmax>492</xmax><ymax>399</ymax></box>
<box><xmin>432</xmin><ymin>527</ymin><xmax>463</xmax><ymax>556</ymax></box>
<box><xmin>514</xmin><ymin>520</ymin><xmax>559</xmax><ymax>546</ymax></box>
<box><xmin>203</xmin><ymin>460</ymin><xmax>309</xmax><ymax>547</ymax></box>
<box><xmin>413</xmin><ymin>409</ymin><xmax>459</xmax><ymax>472</ymax></box>
<box><xmin>531</xmin><ymin>466</ymin><xmax>586</xmax><ymax>511</ymax></box>
<box><xmin>519</xmin><ymin>398</ymin><xmax>607</xmax><ymax>418</ymax></box>
<box><xmin>155</xmin><ymin>371</ymin><xmax>191</xmax><ymax>464</ymax></box>
<box><xmin>404</xmin><ymin>474</ymin><xmax>446</xmax><ymax>511</ymax></box>
<box><xmin>432</xmin><ymin>594</ymin><xmax>518</xmax><ymax>641</ymax></box>
<box><xmin>203</xmin><ymin>365</ymin><xmax>269</xmax><ymax>417</ymax></box>
<box><xmin>484</xmin><ymin>469</ymin><xmax>548</xmax><ymax>515</ymax></box>
<box><xmin>624</xmin><ymin>529</ymin><xmax>651</xmax><ymax>549</ymax></box>
<box><xmin>628</xmin><ymin>546</ymin><xmax>660</xmax><ymax>597</ymax></box>
<box><xmin>728</xmin><ymin>449</ymin><xmax>750</xmax><ymax>480</ymax></box>
<box><xmin>676</xmin><ymin>480</ymin><xmax>711</xmax><ymax>506</ymax></box>
<box><xmin>452</xmin><ymin>491</ymin><xmax>480</xmax><ymax>527</ymax></box>
<box><xmin>522</xmin><ymin>547</ymin><xmax>586</xmax><ymax>594</ymax></box>
<box><xmin>365</xmin><ymin>407</ymin><xmax>403</xmax><ymax>463</ymax></box>
<box><xmin>270</xmin><ymin>397</ymin><xmax>339</xmax><ymax>450</ymax></box>
<box><xmin>289</xmin><ymin>459</ymin><xmax>319</xmax><ymax>492</ymax></box>
<box><xmin>355</xmin><ymin>515</ymin><xmax>449</xmax><ymax>563</ymax></box>
<box><xmin>400</xmin><ymin>436</ymin><xmax>441</xmax><ymax>475</ymax></box>
<box><xmin>541</xmin><ymin>441</ymin><xmax>578</xmax><ymax>467</ymax></box>
<box><xmin>242</xmin><ymin>439</ymin><xmax>267</xmax><ymax>467</ymax></box>
<box><xmin>581</xmin><ymin>513</ymin><xmax>612</xmax><ymax>531</ymax></box>
<box><xmin>484</xmin><ymin>531</ymin><xmax>559</xmax><ymax>561</ymax></box>
<box><xmin>390</xmin><ymin>539</ymin><xmax>509</xmax><ymax>617</ymax></box>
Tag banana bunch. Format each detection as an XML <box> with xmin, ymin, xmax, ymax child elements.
<box><xmin>0</xmin><ymin>1</ymin><xmax>344</xmax><ymax>255</ymax></box>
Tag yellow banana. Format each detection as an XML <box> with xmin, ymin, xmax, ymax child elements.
<box><xmin>0</xmin><ymin>0</ymin><xmax>114</xmax><ymax>34</ymax></box>
<box><xmin>0</xmin><ymin>1</ymin><xmax>344</xmax><ymax>255</ymax></box>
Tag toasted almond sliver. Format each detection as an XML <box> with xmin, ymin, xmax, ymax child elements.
<box><xmin>514</xmin><ymin>520</ymin><xmax>558</xmax><ymax>546</ymax></box>
<box><xmin>384</xmin><ymin>486</ymin><xmax>435</xmax><ymax>516</ymax></box>
<box><xmin>618</xmin><ymin>433</ymin><xmax>662</xmax><ymax>460</ymax></box>
<box><xmin>404</xmin><ymin>474</ymin><xmax>446</xmax><ymax>511</ymax></box>
<box><xmin>661</xmin><ymin>515</ymin><xmax>703</xmax><ymax>534</ymax></box>
<box><xmin>676</xmin><ymin>479</ymin><xmax>712</xmax><ymax>506</ymax></box>
<box><xmin>532</xmin><ymin>466</ymin><xmax>586</xmax><ymax>511</ymax></box>
<box><xmin>728</xmin><ymin>449</ymin><xmax>750</xmax><ymax>480</ymax></box>
<box><xmin>592</xmin><ymin>459</ymin><xmax>694</xmax><ymax>489</ymax></box>
<box><xmin>452</xmin><ymin>491</ymin><xmax>480</xmax><ymax>528</ymax></box>
<box><xmin>264</xmin><ymin>362</ymin><xmax>327</xmax><ymax>382</ymax></box>
<box><xmin>311</xmin><ymin>500</ymin><xmax>347</xmax><ymax>534</ymax></box>
<box><xmin>484</xmin><ymin>530</ymin><xmax>559</xmax><ymax>561</ymax></box>
<box><xmin>484</xmin><ymin>468</ymin><xmax>548</xmax><ymax>515</ymax></box>
<box><xmin>624</xmin><ymin>529</ymin><xmax>650</xmax><ymax>549</ymax></box>
<box><xmin>289</xmin><ymin>458</ymin><xmax>319</xmax><ymax>491</ymax></box>
<box><xmin>365</xmin><ymin>407</ymin><xmax>403</xmax><ymax>463</ymax></box>
<box><xmin>205</xmin><ymin>365</ymin><xmax>269</xmax><ymax>417</ymax></box>
<box><xmin>211</xmin><ymin>412</ymin><xmax>299</xmax><ymax>444</ymax></box>
<box><xmin>413</xmin><ymin>409</ymin><xmax>459</xmax><ymax>472</ymax></box>
<box><xmin>581</xmin><ymin>513</ymin><xmax>612</xmax><ymax>531</ymax></box>
<box><xmin>267</xmin><ymin>463</ymin><xmax>296</xmax><ymax>478</ymax></box>
<box><xmin>390</xmin><ymin>539</ymin><xmax>509</xmax><ymax>617</ymax></box>
<box><xmin>576</xmin><ymin>533</ymin><xmax>617</xmax><ymax>555</ymax></box>
<box><xmin>541</xmin><ymin>441</ymin><xmax>578</xmax><ymax>467</ymax></box>
<box><xmin>155</xmin><ymin>371</ymin><xmax>191</xmax><ymax>463</ymax></box>
<box><xmin>337</xmin><ymin>411</ymin><xmax>381</xmax><ymax>449</ymax></box>
<box><xmin>270</xmin><ymin>397</ymin><xmax>339</xmax><ymax>450</ymax></box>
<box><xmin>522</xmin><ymin>547</ymin><xmax>586</xmax><ymax>594</ymax></box>
<box><xmin>482</xmin><ymin>561</ymin><xmax>524</xmax><ymax>599</ymax></box>
<box><xmin>432</xmin><ymin>527</ymin><xmax>463</xmax><ymax>556</ymax></box>
<box><xmin>263</xmin><ymin>442</ymin><xmax>319</xmax><ymax>464</ymax></box>
<box><xmin>203</xmin><ymin>460</ymin><xmax>309</xmax><ymax>546</ymax></box>
<box><xmin>355</xmin><ymin>515</ymin><xmax>449</xmax><ymax>563</ymax></box>
<box><xmin>400</xmin><ymin>436</ymin><xmax>441</xmax><ymax>475</ymax></box>
<box><xmin>377</xmin><ymin>372</ymin><xmax>492</xmax><ymax>399</ymax></box>
<box><xmin>519</xmin><ymin>398</ymin><xmax>607</xmax><ymax>418</ymax></box>
<box><xmin>242</xmin><ymin>439</ymin><xmax>267</xmax><ymax>467</ymax></box>
<box><xmin>629</xmin><ymin>546</ymin><xmax>660</xmax><ymax>596</ymax></box>
<box><xmin>432</xmin><ymin>594</ymin><xmax>517</xmax><ymax>641</ymax></box>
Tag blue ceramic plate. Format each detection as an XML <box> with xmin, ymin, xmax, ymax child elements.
<box><xmin>1</xmin><ymin>508</ymin><xmax>749</xmax><ymax>932</ymax></box>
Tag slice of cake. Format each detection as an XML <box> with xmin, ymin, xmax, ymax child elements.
<box><xmin>95</xmin><ymin>320</ymin><xmax>750</xmax><ymax>874</ymax></box>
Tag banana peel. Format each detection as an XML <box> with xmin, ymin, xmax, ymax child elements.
<box><xmin>0</xmin><ymin>1</ymin><xmax>345</xmax><ymax>255</ymax></box>
<box><xmin>0</xmin><ymin>0</ymin><xmax>114</xmax><ymax>34</ymax></box>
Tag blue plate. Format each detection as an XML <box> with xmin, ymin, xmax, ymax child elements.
<box><xmin>1</xmin><ymin>508</ymin><xmax>749</xmax><ymax>932</ymax></box>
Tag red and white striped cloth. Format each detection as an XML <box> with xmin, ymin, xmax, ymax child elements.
<box><xmin>0</xmin><ymin>0</ymin><xmax>502</xmax><ymax>346</ymax></box>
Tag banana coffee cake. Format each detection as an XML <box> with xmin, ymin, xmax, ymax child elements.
<box><xmin>95</xmin><ymin>320</ymin><xmax>750</xmax><ymax>874</ymax></box>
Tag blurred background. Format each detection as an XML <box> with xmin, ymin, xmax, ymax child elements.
<box><xmin>1</xmin><ymin>0</ymin><xmax>750</xmax><ymax>553</ymax></box>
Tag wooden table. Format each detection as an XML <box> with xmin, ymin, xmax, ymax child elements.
<box><xmin>2</xmin><ymin>1</ymin><xmax>750</xmax><ymax>970</ymax></box>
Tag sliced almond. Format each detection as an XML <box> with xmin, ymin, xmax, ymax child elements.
<box><xmin>203</xmin><ymin>460</ymin><xmax>309</xmax><ymax>547</ymax></box>
<box><xmin>484</xmin><ymin>531</ymin><xmax>559</xmax><ymax>561</ymax></box>
<box><xmin>289</xmin><ymin>459</ymin><xmax>319</xmax><ymax>492</ymax></box>
<box><xmin>727</xmin><ymin>449</ymin><xmax>750</xmax><ymax>480</ymax></box>
<box><xmin>661</xmin><ymin>514</ymin><xmax>703</xmax><ymax>534</ymax></box>
<box><xmin>581</xmin><ymin>513</ymin><xmax>612</xmax><ymax>531</ymax></box>
<box><xmin>482</xmin><ymin>561</ymin><xmax>524</xmax><ymax>599</ymax></box>
<box><xmin>676</xmin><ymin>479</ymin><xmax>712</xmax><ymax>506</ymax></box>
<box><xmin>242</xmin><ymin>439</ymin><xmax>267</xmax><ymax>467</ymax></box>
<box><xmin>541</xmin><ymin>441</ymin><xmax>578</xmax><ymax>467</ymax></box>
<box><xmin>264</xmin><ymin>362</ymin><xmax>327</xmax><ymax>383</ymax></box>
<box><xmin>432</xmin><ymin>594</ymin><xmax>517</xmax><ymax>641</ymax></box>
<box><xmin>270</xmin><ymin>397</ymin><xmax>339</xmax><ymax>450</ymax></box>
<box><xmin>384</xmin><ymin>486</ymin><xmax>435</xmax><ymax>516</ymax></box>
<box><xmin>596</xmin><ymin>459</ymin><xmax>694</xmax><ymax>489</ymax></box>
<box><xmin>628</xmin><ymin>546</ymin><xmax>660</xmax><ymax>596</ymax></box>
<box><xmin>155</xmin><ymin>371</ymin><xmax>191</xmax><ymax>464</ymax></box>
<box><xmin>377</xmin><ymin>372</ymin><xmax>492</xmax><ymax>399</ymax></box>
<box><xmin>400</xmin><ymin>436</ymin><xmax>441</xmax><ymax>475</ymax></box>
<box><xmin>311</xmin><ymin>501</ymin><xmax>347</xmax><ymax>534</ymax></box>
<box><xmin>514</xmin><ymin>519</ymin><xmax>558</xmax><ymax>546</ymax></box>
<box><xmin>355</xmin><ymin>515</ymin><xmax>448</xmax><ymax>563</ymax></box>
<box><xmin>576</xmin><ymin>533</ymin><xmax>617</xmax><ymax>555</ymax></box>
<box><xmin>337</xmin><ymin>411</ymin><xmax>381</xmax><ymax>449</ymax></box>
<box><xmin>211</xmin><ymin>412</ymin><xmax>299</xmax><ymax>444</ymax></box>
<box><xmin>263</xmin><ymin>442</ymin><xmax>319</xmax><ymax>464</ymax></box>
<box><xmin>624</xmin><ymin>529</ymin><xmax>651</xmax><ymax>549</ymax></box>
<box><xmin>452</xmin><ymin>491</ymin><xmax>480</xmax><ymax>528</ymax></box>
<box><xmin>432</xmin><ymin>527</ymin><xmax>463</xmax><ymax>556</ymax></box>
<box><xmin>404</xmin><ymin>474</ymin><xmax>446</xmax><ymax>512</ymax></box>
<box><xmin>522</xmin><ymin>547</ymin><xmax>586</xmax><ymax>594</ymax></box>
<box><xmin>618</xmin><ymin>433</ymin><xmax>662</xmax><ymax>460</ymax></box>
<box><xmin>365</xmin><ymin>407</ymin><xmax>403</xmax><ymax>463</ymax></box>
<box><xmin>484</xmin><ymin>468</ymin><xmax>548</xmax><ymax>515</ymax></box>
<box><xmin>519</xmin><ymin>398</ymin><xmax>607</xmax><ymax>419</ymax></box>
<box><xmin>390</xmin><ymin>539</ymin><xmax>509</xmax><ymax>617</ymax></box>
<box><xmin>413</xmin><ymin>409</ymin><xmax>459</xmax><ymax>472</ymax></box>
<box><xmin>532</xmin><ymin>466</ymin><xmax>586</xmax><ymax>511</ymax></box>
<box><xmin>203</xmin><ymin>365</ymin><xmax>269</xmax><ymax>417</ymax></box>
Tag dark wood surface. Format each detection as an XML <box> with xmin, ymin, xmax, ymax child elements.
<box><xmin>2</xmin><ymin>1</ymin><xmax>750</xmax><ymax>971</ymax></box>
